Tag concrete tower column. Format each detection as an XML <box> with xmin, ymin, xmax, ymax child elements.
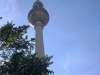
<box><xmin>34</xmin><ymin>21</ymin><xmax>45</xmax><ymax>57</ymax></box>
<box><xmin>28</xmin><ymin>0</ymin><xmax>49</xmax><ymax>57</ymax></box>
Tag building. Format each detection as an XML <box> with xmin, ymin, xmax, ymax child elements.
<box><xmin>28</xmin><ymin>0</ymin><xmax>49</xmax><ymax>57</ymax></box>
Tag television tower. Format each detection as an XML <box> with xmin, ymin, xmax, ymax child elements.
<box><xmin>28</xmin><ymin>0</ymin><xmax>49</xmax><ymax>57</ymax></box>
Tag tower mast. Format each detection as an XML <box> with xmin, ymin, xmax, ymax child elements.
<box><xmin>28</xmin><ymin>0</ymin><xmax>49</xmax><ymax>57</ymax></box>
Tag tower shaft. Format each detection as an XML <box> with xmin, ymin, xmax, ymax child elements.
<box><xmin>35</xmin><ymin>21</ymin><xmax>45</xmax><ymax>57</ymax></box>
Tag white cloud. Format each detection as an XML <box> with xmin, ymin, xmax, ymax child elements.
<box><xmin>63</xmin><ymin>60</ymin><xmax>69</xmax><ymax>75</ymax></box>
<box><xmin>60</xmin><ymin>55</ymin><xmax>70</xmax><ymax>75</ymax></box>
<box><xmin>0</xmin><ymin>0</ymin><xmax>21</xmax><ymax>25</ymax></box>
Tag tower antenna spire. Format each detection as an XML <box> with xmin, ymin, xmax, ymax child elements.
<box><xmin>37</xmin><ymin>0</ymin><xmax>39</xmax><ymax>1</ymax></box>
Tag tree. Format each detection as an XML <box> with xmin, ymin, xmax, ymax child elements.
<box><xmin>0</xmin><ymin>22</ymin><xmax>53</xmax><ymax>75</ymax></box>
<box><xmin>0</xmin><ymin>17</ymin><xmax>2</xmax><ymax>20</ymax></box>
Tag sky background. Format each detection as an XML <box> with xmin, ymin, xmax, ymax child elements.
<box><xmin>0</xmin><ymin>0</ymin><xmax>100</xmax><ymax>75</ymax></box>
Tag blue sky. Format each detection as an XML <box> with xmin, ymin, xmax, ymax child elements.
<box><xmin>0</xmin><ymin>0</ymin><xmax>100</xmax><ymax>75</ymax></box>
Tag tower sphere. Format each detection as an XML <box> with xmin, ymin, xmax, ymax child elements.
<box><xmin>28</xmin><ymin>0</ymin><xmax>49</xmax><ymax>27</ymax></box>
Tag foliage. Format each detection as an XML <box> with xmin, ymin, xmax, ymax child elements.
<box><xmin>0</xmin><ymin>52</ymin><xmax>53</xmax><ymax>75</ymax></box>
<box><xmin>0</xmin><ymin>22</ymin><xmax>53</xmax><ymax>75</ymax></box>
